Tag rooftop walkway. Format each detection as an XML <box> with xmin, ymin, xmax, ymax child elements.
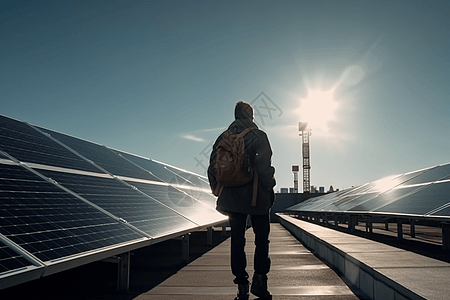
<box><xmin>137</xmin><ymin>222</ymin><xmax>360</xmax><ymax>300</ymax></box>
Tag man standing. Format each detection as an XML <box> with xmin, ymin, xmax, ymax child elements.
<box><xmin>208</xmin><ymin>101</ymin><xmax>276</xmax><ymax>300</ymax></box>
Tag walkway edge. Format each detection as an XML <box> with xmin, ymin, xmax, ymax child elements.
<box><xmin>278</xmin><ymin>214</ymin><xmax>448</xmax><ymax>300</ymax></box>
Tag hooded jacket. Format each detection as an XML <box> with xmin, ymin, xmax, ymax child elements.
<box><xmin>208</xmin><ymin>118</ymin><xmax>276</xmax><ymax>215</ymax></box>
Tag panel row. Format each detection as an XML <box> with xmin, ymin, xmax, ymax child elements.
<box><xmin>288</xmin><ymin>163</ymin><xmax>450</xmax><ymax>217</ymax></box>
<box><xmin>0</xmin><ymin>114</ymin><xmax>224</xmax><ymax>281</ymax></box>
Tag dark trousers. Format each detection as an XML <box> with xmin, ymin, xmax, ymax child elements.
<box><xmin>228</xmin><ymin>212</ymin><xmax>271</xmax><ymax>284</ymax></box>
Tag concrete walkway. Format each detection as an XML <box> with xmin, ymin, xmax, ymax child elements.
<box><xmin>136</xmin><ymin>223</ymin><xmax>361</xmax><ymax>300</ymax></box>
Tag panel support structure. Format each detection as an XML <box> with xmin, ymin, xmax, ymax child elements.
<box><xmin>443</xmin><ymin>223</ymin><xmax>450</xmax><ymax>251</ymax></box>
<box><xmin>410</xmin><ymin>220</ymin><xmax>416</xmax><ymax>238</ymax></box>
<box><xmin>348</xmin><ymin>215</ymin><xmax>357</xmax><ymax>232</ymax></box>
<box><xmin>222</xmin><ymin>223</ymin><xmax>227</xmax><ymax>237</ymax></box>
<box><xmin>117</xmin><ymin>252</ymin><xmax>130</xmax><ymax>293</ymax></box>
<box><xmin>182</xmin><ymin>234</ymin><xmax>190</xmax><ymax>262</ymax></box>
<box><xmin>397</xmin><ymin>219</ymin><xmax>403</xmax><ymax>240</ymax></box>
<box><xmin>206</xmin><ymin>227</ymin><xmax>213</xmax><ymax>246</ymax></box>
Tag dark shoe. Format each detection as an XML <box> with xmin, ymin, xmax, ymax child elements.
<box><xmin>234</xmin><ymin>282</ymin><xmax>249</xmax><ymax>300</ymax></box>
<box><xmin>251</xmin><ymin>273</ymin><xmax>272</xmax><ymax>300</ymax></box>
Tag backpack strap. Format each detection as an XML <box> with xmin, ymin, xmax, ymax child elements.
<box><xmin>236</xmin><ymin>127</ymin><xmax>254</xmax><ymax>138</ymax></box>
<box><xmin>215</xmin><ymin>184</ymin><xmax>224</xmax><ymax>198</ymax></box>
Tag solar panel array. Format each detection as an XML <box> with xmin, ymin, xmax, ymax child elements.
<box><xmin>287</xmin><ymin>163</ymin><xmax>450</xmax><ymax>218</ymax></box>
<box><xmin>0</xmin><ymin>115</ymin><xmax>225</xmax><ymax>289</ymax></box>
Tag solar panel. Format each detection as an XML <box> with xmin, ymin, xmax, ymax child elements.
<box><xmin>0</xmin><ymin>115</ymin><xmax>99</xmax><ymax>172</ymax></box>
<box><xmin>398</xmin><ymin>164</ymin><xmax>450</xmax><ymax>186</ymax></box>
<box><xmin>117</xmin><ymin>152</ymin><xmax>190</xmax><ymax>184</ymax></box>
<box><xmin>0</xmin><ymin>163</ymin><xmax>145</xmax><ymax>262</ymax></box>
<box><xmin>157</xmin><ymin>161</ymin><xmax>211</xmax><ymax>190</ymax></box>
<box><xmin>348</xmin><ymin>184</ymin><xmax>426</xmax><ymax>212</ymax></box>
<box><xmin>375</xmin><ymin>181</ymin><xmax>450</xmax><ymax>216</ymax></box>
<box><xmin>127</xmin><ymin>181</ymin><xmax>225</xmax><ymax>226</ymax></box>
<box><xmin>430</xmin><ymin>204</ymin><xmax>450</xmax><ymax>217</ymax></box>
<box><xmin>0</xmin><ymin>114</ymin><xmax>228</xmax><ymax>291</ymax></box>
<box><xmin>37</xmin><ymin>128</ymin><xmax>162</xmax><ymax>182</ymax></box>
<box><xmin>37</xmin><ymin>170</ymin><xmax>199</xmax><ymax>238</ymax></box>
<box><xmin>0</xmin><ymin>239</ymin><xmax>33</xmax><ymax>274</ymax></box>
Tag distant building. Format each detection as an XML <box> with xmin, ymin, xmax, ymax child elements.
<box><xmin>319</xmin><ymin>186</ymin><xmax>325</xmax><ymax>193</ymax></box>
<box><xmin>328</xmin><ymin>185</ymin><xmax>334</xmax><ymax>193</ymax></box>
<box><xmin>289</xmin><ymin>188</ymin><xmax>296</xmax><ymax>193</ymax></box>
<box><xmin>280</xmin><ymin>188</ymin><xmax>288</xmax><ymax>193</ymax></box>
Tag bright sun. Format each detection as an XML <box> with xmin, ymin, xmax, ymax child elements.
<box><xmin>299</xmin><ymin>87</ymin><xmax>339</xmax><ymax>134</ymax></box>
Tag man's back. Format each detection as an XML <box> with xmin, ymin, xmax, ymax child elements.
<box><xmin>207</xmin><ymin>100</ymin><xmax>275</xmax><ymax>300</ymax></box>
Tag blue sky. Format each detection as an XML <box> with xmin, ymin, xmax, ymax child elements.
<box><xmin>2</xmin><ymin>0</ymin><xmax>449</xmax><ymax>192</ymax></box>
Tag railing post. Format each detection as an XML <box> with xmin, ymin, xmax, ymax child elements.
<box><xmin>207</xmin><ymin>226</ymin><xmax>213</xmax><ymax>246</ymax></box>
<box><xmin>366</xmin><ymin>219</ymin><xmax>373</xmax><ymax>234</ymax></box>
<box><xmin>222</xmin><ymin>222</ymin><xmax>227</xmax><ymax>236</ymax></box>
<box><xmin>410</xmin><ymin>220</ymin><xmax>416</xmax><ymax>238</ymax></box>
<box><xmin>397</xmin><ymin>219</ymin><xmax>403</xmax><ymax>240</ymax></box>
<box><xmin>182</xmin><ymin>234</ymin><xmax>190</xmax><ymax>262</ymax></box>
<box><xmin>348</xmin><ymin>215</ymin><xmax>356</xmax><ymax>232</ymax></box>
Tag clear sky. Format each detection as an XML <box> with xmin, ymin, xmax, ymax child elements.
<box><xmin>2</xmin><ymin>1</ymin><xmax>449</xmax><ymax>192</ymax></box>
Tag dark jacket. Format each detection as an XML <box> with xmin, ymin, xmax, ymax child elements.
<box><xmin>208</xmin><ymin>118</ymin><xmax>276</xmax><ymax>215</ymax></box>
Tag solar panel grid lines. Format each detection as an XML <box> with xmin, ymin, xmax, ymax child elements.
<box><xmin>0</xmin><ymin>116</ymin><xmax>100</xmax><ymax>173</ymax></box>
<box><xmin>0</xmin><ymin>234</ymin><xmax>41</xmax><ymax>275</ymax></box>
<box><xmin>118</xmin><ymin>151</ymin><xmax>191</xmax><ymax>186</ymax></box>
<box><xmin>0</xmin><ymin>163</ymin><xmax>148</xmax><ymax>265</ymax></box>
<box><xmin>360</xmin><ymin>183</ymin><xmax>432</xmax><ymax>213</ymax></box>
<box><xmin>349</xmin><ymin>165</ymin><xmax>450</xmax><ymax>214</ymax></box>
<box><xmin>128</xmin><ymin>181</ymin><xmax>226</xmax><ymax>227</ymax></box>
<box><xmin>0</xmin><ymin>156</ymin><xmax>129</xmax><ymax>229</ymax></box>
<box><xmin>0</xmin><ymin>114</ymin><xmax>228</xmax><ymax>290</ymax></box>
<box><xmin>154</xmin><ymin>158</ymin><xmax>211</xmax><ymax>189</ymax></box>
<box><xmin>117</xmin><ymin>150</ymin><xmax>219</xmax><ymax>209</ymax></box>
<box><xmin>112</xmin><ymin>175</ymin><xmax>206</xmax><ymax>227</ymax></box>
<box><xmin>36</xmin><ymin>169</ymin><xmax>200</xmax><ymax>239</ymax></box>
<box><xmin>38</xmin><ymin>127</ymin><xmax>162</xmax><ymax>183</ymax></box>
<box><xmin>323</xmin><ymin>169</ymin><xmax>430</xmax><ymax>213</ymax></box>
<box><xmin>378</xmin><ymin>181</ymin><xmax>450</xmax><ymax>216</ymax></box>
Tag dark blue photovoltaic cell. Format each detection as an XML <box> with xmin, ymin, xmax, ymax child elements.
<box><xmin>161</xmin><ymin>163</ymin><xmax>210</xmax><ymax>190</ymax></box>
<box><xmin>37</xmin><ymin>128</ymin><xmax>162</xmax><ymax>182</ymax></box>
<box><xmin>128</xmin><ymin>182</ymin><xmax>225</xmax><ymax>226</ymax></box>
<box><xmin>118</xmin><ymin>152</ymin><xmax>188</xmax><ymax>184</ymax></box>
<box><xmin>38</xmin><ymin>170</ymin><xmax>198</xmax><ymax>237</ymax></box>
<box><xmin>0</xmin><ymin>163</ymin><xmax>145</xmax><ymax>262</ymax></box>
<box><xmin>399</xmin><ymin>164</ymin><xmax>450</xmax><ymax>186</ymax></box>
<box><xmin>430</xmin><ymin>206</ymin><xmax>450</xmax><ymax>217</ymax></box>
<box><xmin>0</xmin><ymin>115</ymin><xmax>99</xmax><ymax>172</ymax></box>
<box><xmin>193</xmin><ymin>192</ymin><xmax>219</xmax><ymax>209</ymax></box>
<box><xmin>375</xmin><ymin>182</ymin><xmax>450</xmax><ymax>216</ymax></box>
<box><xmin>349</xmin><ymin>185</ymin><xmax>424</xmax><ymax>212</ymax></box>
<box><xmin>0</xmin><ymin>239</ymin><xmax>32</xmax><ymax>274</ymax></box>
<box><xmin>334</xmin><ymin>193</ymin><xmax>378</xmax><ymax>212</ymax></box>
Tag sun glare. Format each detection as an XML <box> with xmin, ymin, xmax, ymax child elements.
<box><xmin>299</xmin><ymin>88</ymin><xmax>339</xmax><ymax>134</ymax></box>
